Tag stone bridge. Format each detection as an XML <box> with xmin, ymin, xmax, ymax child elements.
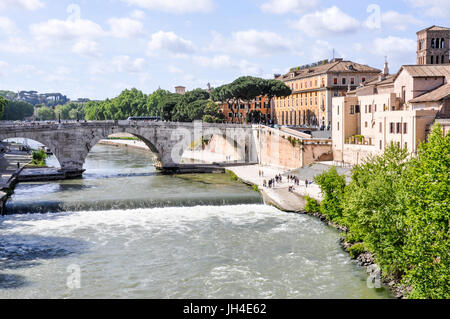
<box><xmin>0</xmin><ymin>121</ymin><xmax>257</xmax><ymax>175</ymax></box>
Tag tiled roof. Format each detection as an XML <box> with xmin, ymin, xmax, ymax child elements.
<box><xmin>397</xmin><ymin>65</ymin><xmax>450</xmax><ymax>80</ymax></box>
<box><xmin>417</xmin><ymin>25</ymin><xmax>450</xmax><ymax>33</ymax></box>
<box><xmin>409</xmin><ymin>83</ymin><xmax>450</xmax><ymax>103</ymax></box>
<box><xmin>276</xmin><ymin>59</ymin><xmax>381</xmax><ymax>81</ymax></box>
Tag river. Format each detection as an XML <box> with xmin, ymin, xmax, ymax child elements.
<box><xmin>0</xmin><ymin>144</ymin><xmax>391</xmax><ymax>298</ymax></box>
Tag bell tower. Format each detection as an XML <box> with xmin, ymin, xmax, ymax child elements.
<box><xmin>417</xmin><ymin>25</ymin><xmax>450</xmax><ymax>65</ymax></box>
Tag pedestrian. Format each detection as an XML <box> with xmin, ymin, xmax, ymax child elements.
<box><xmin>17</xmin><ymin>162</ymin><xmax>20</xmax><ymax>169</ymax></box>
<box><xmin>305</xmin><ymin>179</ymin><xmax>308</xmax><ymax>188</ymax></box>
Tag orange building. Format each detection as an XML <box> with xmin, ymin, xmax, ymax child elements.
<box><xmin>220</xmin><ymin>96</ymin><xmax>271</xmax><ymax>124</ymax></box>
<box><xmin>274</xmin><ymin>58</ymin><xmax>381</xmax><ymax>130</ymax></box>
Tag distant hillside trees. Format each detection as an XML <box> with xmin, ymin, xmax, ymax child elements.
<box><xmin>1</xmin><ymin>100</ymin><xmax>34</xmax><ymax>121</ymax></box>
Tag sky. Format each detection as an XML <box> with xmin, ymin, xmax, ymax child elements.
<box><xmin>0</xmin><ymin>0</ymin><xmax>448</xmax><ymax>100</ymax></box>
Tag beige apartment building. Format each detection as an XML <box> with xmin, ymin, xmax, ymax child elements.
<box><xmin>332</xmin><ymin>64</ymin><xmax>450</xmax><ymax>164</ymax></box>
<box><xmin>273</xmin><ymin>58</ymin><xmax>380</xmax><ymax>129</ymax></box>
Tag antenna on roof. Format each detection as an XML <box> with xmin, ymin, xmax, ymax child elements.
<box><xmin>332</xmin><ymin>49</ymin><xmax>335</xmax><ymax>60</ymax></box>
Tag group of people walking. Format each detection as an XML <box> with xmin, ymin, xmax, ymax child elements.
<box><xmin>261</xmin><ymin>171</ymin><xmax>310</xmax><ymax>192</ymax></box>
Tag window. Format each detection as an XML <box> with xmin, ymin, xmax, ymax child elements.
<box><xmin>396</xmin><ymin>122</ymin><xmax>401</xmax><ymax>134</ymax></box>
<box><xmin>228</xmin><ymin>113</ymin><xmax>232</xmax><ymax>118</ymax></box>
<box><xmin>342</xmin><ymin>78</ymin><xmax>346</xmax><ymax>85</ymax></box>
<box><xmin>379</xmin><ymin>123</ymin><xmax>382</xmax><ymax>133</ymax></box>
<box><xmin>368</xmin><ymin>105</ymin><xmax>372</xmax><ymax>113</ymax></box>
<box><xmin>365</xmin><ymin>105</ymin><xmax>367</xmax><ymax>113</ymax></box>
<box><xmin>442</xmin><ymin>55</ymin><xmax>445</xmax><ymax>64</ymax></box>
<box><xmin>334</xmin><ymin>78</ymin><xmax>338</xmax><ymax>85</ymax></box>
<box><xmin>337</xmin><ymin>105</ymin><xmax>339</xmax><ymax>115</ymax></box>
<box><xmin>380</xmin><ymin>140</ymin><xmax>382</xmax><ymax>150</ymax></box>
<box><xmin>365</xmin><ymin>121</ymin><xmax>368</xmax><ymax>128</ymax></box>
<box><xmin>362</xmin><ymin>77</ymin><xmax>366</xmax><ymax>83</ymax></box>
<box><xmin>350</xmin><ymin>105</ymin><xmax>354</xmax><ymax>114</ymax></box>
<box><xmin>351</xmin><ymin>78</ymin><xmax>355</xmax><ymax>85</ymax></box>
<box><xmin>390</xmin><ymin>123</ymin><xmax>394</xmax><ymax>133</ymax></box>
<box><xmin>355</xmin><ymin>105</ymin><xmax>360</xmax><ymax>113</ymax></box>
<box><xmin>404</xmin><ymin>142</ymin><xmax>407</xmax><ymax>149</ymax></box>
<box><xmin>431</xmin><ymin>56</ymin><xmax>434</xmax><ymax>64</ymax></box>
<box><xmin>337</xmin><ymin>122</ymin><xmax>340</xmax><ymax>131</ymax></box>
<box><xmin>374</xmin><ymin>105</ymin><xmax>377</xmax><ymax>112</ymax></box>
<box><xmin>403</xmin><ymin>123</ymin><xmax>407</xmax><ymax>134</ymax></box>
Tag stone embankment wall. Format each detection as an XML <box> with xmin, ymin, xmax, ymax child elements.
<box><xmin>255</xmin><ymin>127</ymin><xmax>332</xmax><ymax>169</ymax></box>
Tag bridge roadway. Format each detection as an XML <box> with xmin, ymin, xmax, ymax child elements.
<box><xmin>0</xmin><ymin>121</ymin><xmax>256</xmax><ymax>176</ymax></box>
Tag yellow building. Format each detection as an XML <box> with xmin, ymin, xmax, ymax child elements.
<box><xmin>273</xmin><ymin>58</ymin><xmax>380</xmax><ymax>130</ymax></box>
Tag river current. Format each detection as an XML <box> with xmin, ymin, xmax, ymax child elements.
<box><xmin>0</xmin><ymin>144</ymin><xmax>390</xmax><ymax>298</ymax></box>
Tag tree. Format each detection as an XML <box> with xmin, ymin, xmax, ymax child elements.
<box><xmin>158</xmin><ymin>94</ymin><xmax>181</xmax><ymax>121</ymax></box>
<box><xmin>202</xmin><ymin>101</ymin><xmax>225</xmax><ymax>123</ymax></box>
<box><xmin>36</xmin><ymin>106</ymin><xmax>56</xmax><ymax>120</ymax></box>
<box><xmin>314</xmin><ymin>166</ymin><xmax>347</xmax><ymax>221</ymax></box>
<box><xmin>399</xmin><ymin>124</ymin><xmax>450</xmax><ymax>298</ymax></box>
<box><xmin>260</xmin><ymin>79</ymin><xmax>292</xmax><ymax>121</ymax></box>
<box><xmin>230</xmin><ymin>76</ymin><xmax>264</xmax><ymax>123</ymax></box>
<box><xmin>0</xmin><ymin>96</ymin><xmax>8</xmax><ymax>119</ymax></box>
<box><xmin>147</xmin><ymin>89</ymin><xmax>172</xmax><ymax>117</ymax></box>
<box><xmin>1</xmin><ymin>100</ymin><xmax>34</xmax><ymax>120</ymax></box>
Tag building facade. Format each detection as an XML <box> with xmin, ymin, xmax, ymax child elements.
<box><xmin>417</xmin><ymin>25</ymin><xmax>450</xmax><ymax>65</ymax></box>
<box><xmin>220</xmin><ymin>96</ymin><xmax>271</xmax><ymax>124</ymax></box>
<box><xmin>273</xmin><ymin>58</ymin><xmax>381</xmax><ymax>130</ymax></box>
<box><xmin>332</xmin><ymin>64</ymin><xmax>450</xmax><ymax>165</ymax></box>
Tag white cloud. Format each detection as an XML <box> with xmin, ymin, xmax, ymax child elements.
<box><xmin>147</xmin><ymin>31</ymin><xmax>196</xmax><ymax>57</ymax></box>
<box><xmin>260</xmin><ymin>0</ymin><xmax>320</xmax><ymax>14</ymax></box>
<box><xmin>0</xmin><ymin>60</ymin><xmax>8</xmax><ymax>76</ymax></box>
<box><xmin>112</xmin><ymin>55</ymin><xmax>147</xmax><ymax>73</ymax></box>
<box><xmin>311</xmin><ymin>40</ymin><xmax>333</xmax><ymax>60</ymax></box>
<box><xmin>108</xmin><ymin>17</ymin><xmax>144</xmax><ymax>38</ymax></box>
<box><xmin>373</xmin><ymin>36</ymin><xmax>416</xmax><ymax>58</ymax></box>
<box><xmin>407</xmin><ymin>0</ymin><xmax>450</xmax><ymax>18</ymax></box>
<box><xmin>0</xmin><ymin>37</ymin><xmax>34</xmax><ymax>54</ymax></box>
<box><xmin>0</xmin><ymin>16</ymin><xmax>18</xmax><ymax>34</ymax></box>
<box><xmin>208</xmin><ymin>30</ymin><xmax>294</xmax><ymax>57</ymax></box>
<box><xmin>30</xmin><ymin>18</ymin><xmax>105</xmax><ymax>47</ymax></box>
<box><xmin>0</xmin><ymin>0</ymin><xmax>44</xmax><ymax>11</ymax></box>
<box><xmin>291</xmin><ymin>6</ymin><xmax>360</xmax><ymax>36</ymax></box>
<box><xmin>193</xmin><ymin>55</ymin><xmax>262</xmax><ymax>76</ymax></box>
<box><xmin>122</xmin><ymin>0</ymin><xmax>214</xmax><ymax>14</ymax></box>
<box><xmin>72</xmin><ymin>39</ymin><xmax>101</xmax><ymax>57</ymax></box>
<box><xmin>168</xmin><ymin>65</ymin><xmax>182</xmax><ymax>74</ymax></box>
<box><xmin>130</xmin><ymin>9</ymin><xmax>146</xmax><ymax>19</ymax></box>
<box><xmin>377</xmin><ymin>11</ymin><xmax>422</xmax><ymax>31</ymax></box>
<box><xmin>44</xmin><ymin>66</ymin><xmax>72</xmax><ymax>83</ymax></box>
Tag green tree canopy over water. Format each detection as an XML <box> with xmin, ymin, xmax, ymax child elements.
<box><xmin>314</xmin><ymin>124</ymin><xmax>449</xmax><ymax>299</ymax></box>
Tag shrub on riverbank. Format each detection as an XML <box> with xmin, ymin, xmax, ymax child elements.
<box><xmin>31</xmin><ymin>149</ymin><xmax>47</xmax><ymax>167</ymax></box>
<box><xmin>314</xmin><ymin>124</ymin><xmax>449</xmax><ymax>299</ymax></box>
<box><xmin>304</xmin><ymin>196</ymin><xmax>320</xmax><ymax>213</ymax></box>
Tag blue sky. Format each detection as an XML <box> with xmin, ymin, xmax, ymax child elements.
<box><xmin>0</xmin><ymin>0</ymin><xmax>448</xmax><ymax>100</ymax></box>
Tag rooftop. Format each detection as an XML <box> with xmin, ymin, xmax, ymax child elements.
<box><xmin>409</xmin><ymin>83</ymin><xmax>450</xmax><ymax>103</ymax></box>
<box><xmin>276</xmin><ymin>59</ymin><xmax>381</xmax><ymax>81</ymax></box>
<box><xmin>397</xmin><ymin>65</ymin><xmax>450</xmax><ymax>81</ymax></box>
<box><xmin>417</xmin><ymin>25</ymin><xmax>450</xmax><ymax>34</ymax></box>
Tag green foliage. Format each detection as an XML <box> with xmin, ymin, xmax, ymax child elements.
<box><xmin>314</xmin><ymin>166</ymin><xmax>346</xmax><ymax>221</ymax></box>
<box><xmin>36</xmin><ymin>106</ymin><xmax>56</xmax><ymax>120</ymax></box>
<box><xmin>31</xmin><ymin>149</ymin><xmax>47</xmax><ymax>166</ymax></box>
<box><xmin>398</xmin><ymin>124</ymin><xmax>449</xmax><ymax>299</ymax></box>
<box><xmin>2</xmin><ymin>100</ymin><xmax>34</xmax><ymax>121</ymax></box>
<box><xmin>348</xmin><ymin>243</ymin><xmax>366</xmax><ymax>259</ymax></box>
<box><xmin>0</xmin><ymin>96</ymin><xmax>7</xmax><ymax>119</ymax></box>
<box><xmin>314</xmin><ymin>126</ymin><xmax>450</xmax><ymax>298</ymax></box>
<box><xmin>226</xmin><ymin>170</ymin><xmax>238</xmax><ymax>181</ymax></box>
<box><xmin>304</xmin><ymin>196</ymin><xmax>320</xmax><ymax>213</ymax></box>
<box><xmin>252</xmin><ymin>184</ymin><xmax>259</xmax><ymax>192</ymax></box>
